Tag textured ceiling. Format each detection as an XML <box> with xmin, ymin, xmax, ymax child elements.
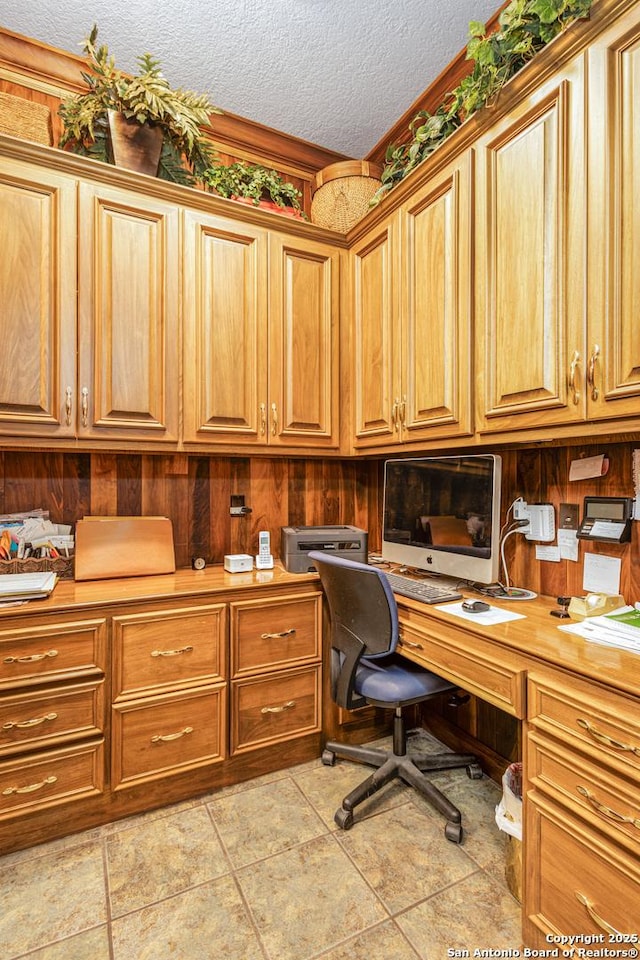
<box><xmin>5</xmin><ymin>0</ymin><xmax>500</xmax><ymax>158</ymax></box>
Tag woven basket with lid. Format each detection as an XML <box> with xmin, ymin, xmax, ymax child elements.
<box><xmin>0</xmin><ymin>93</ymin><xmax>53</xmax><ymax>145</ymax></box>
<box><xmin>311</xmin><ymin>160</ymin><xmax>382</xmax><ymax>232</ymax></box>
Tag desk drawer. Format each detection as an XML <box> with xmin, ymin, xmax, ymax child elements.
<box><xmin>231</xmin><ymin>665</ymin><xmax>321</xmax><ymax>753</ymax></box>
<box><xmin>112</xmin><ymin>604</ymin><xmax>227</xmax><ymax>699</ymax></box>
<box><xmin>112</xmin><ymin>684</ymin><xmax>226</xmax><ymax>789</ymax></box>
<box><xmin>528</xmin><ymin>671</ymin><xmax>640</xmax><ymax>778</ymax></box>
<box><xmin>398</xmin><ymin>615</ymin><xmax>526</xmax><ymax>718</ymax></box>
<box><xmin>0</xmin><ymin>619</ymin><xmax>107</xmax><ymax>689</ymax></box>
<box><xmin>0</xmin><ymin>740</ymin><xmax>104</xmax><ymax>819</ymax></box>
<box><xmin>0</xmin><ymin>681</ymin><xmax>105</xmax><ymax>757</ymax></box>
<box><xmin>524</xmin><ymin>793</ymin><xmax>640</xmax><ymax>942</ymax></box>
<box><xmin>230</xmin><ymin>593</ymin><xmax>321</xmax><ymax>677</ymax></box>
<box><xmin>527</xmin><ymin>730</ymin><xmax>640</xmax><ymax>849</ymax></box>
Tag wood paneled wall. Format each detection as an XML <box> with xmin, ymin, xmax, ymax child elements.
<box><xmin>1</xmin><ymin>438</ymin><xmax>638</xmax><ymax>597</ymax></box>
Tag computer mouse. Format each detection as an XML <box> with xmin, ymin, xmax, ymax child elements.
<box><xmin>462</xmin><ymin>599</ymin><xmax>490</xmax><ymax>613</ymax></box>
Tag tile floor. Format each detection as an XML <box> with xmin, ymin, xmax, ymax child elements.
<box><xmin>0</xmin><ymin>730</ymin><xmax>521</xmax><ymax>960</ymax></box>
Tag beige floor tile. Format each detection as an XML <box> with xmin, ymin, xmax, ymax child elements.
<box><xmin>336</xmin><ymin>803</ymin><xmax>478</xmax><ymax>914</ymax></box>
<box><xmin>106</xmin><ymin>806</ymin><xmax>230</xmax><ymax>918</ymax></box>
<box><xmin>111</xmin><ymin>874</ymin><xmax>264</xmax><ymax>960</ymax></box>
<box><xmin>397</xmin><ymin>871</ymin><xmax>522</xmax><ymax>959</ymax></box>
<box><xmin>236</xmin><ymin>833</ymin><xmax>389</xmax><ymax>960</ymax></box>
<box><xmin>0</xmin><ymin>840</ymin><xmax>107</xmax><ymax>959</ymax></box>
<box><xmin>18</xmin><ymin>925</ymin><xmax>111</xmax><ymax>960</ymax></box>
<box><xmin>207</xmin><ymin>776</ymin><xmax>328</xmax><ymax>868</ymax></box>
<box><xmin>316</xmin><ymin>919</ymin><xmax>420</xmax><ymax>960</ymax></box>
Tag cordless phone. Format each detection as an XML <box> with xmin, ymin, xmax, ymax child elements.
<box><xmin>255</xmin><ymin>530</ymin><xmax>274</xmax><ymax>569</ymax></box>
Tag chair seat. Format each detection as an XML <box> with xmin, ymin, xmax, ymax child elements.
<box><xmin>355</xmin><ymin>653</ymin><xmax>455</xmax><ymax>706</ymax></box>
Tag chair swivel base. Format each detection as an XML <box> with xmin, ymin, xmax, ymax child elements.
<box><xmin>322</xmin><ymin>740</ymin><xmax>482</xmax><ymax>842</ymax></box>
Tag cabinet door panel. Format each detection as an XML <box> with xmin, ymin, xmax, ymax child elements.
<box><xmin>475</xmin><ymin>66</ymin><xmax>586</xmax><ymax>433</ymax></box>
<box><xmin>351</xmin><ymin>215</ymin><xmax>401</xmax><ymax>447</ymax></box>
<box><xmin>78</xmin><ymin>183</ymin><xmax>179</xmax><ymax>441</ymax></box>
<box><xmin>269</xmin><ymin>234</ymin><xmax>339</xmax><ymax>448</ymax></box>
<box><xmin>182</xmin><ymin>210</ymin><xmax>268</xmax><ymax>443</ymax></box>
<box><xmin>588</xmin><ymin>23</ymin><xmax>640</xmax><ymax>419</ymax></box>
<box><xmin>402</xmin><ymin>152</ymin><xmax>473</xmax><ymax>441</ymax></box>
<box><xmin>0</xmin><ymin>160</ymin><xmax>76</xmax><ymax>437</ymax></box>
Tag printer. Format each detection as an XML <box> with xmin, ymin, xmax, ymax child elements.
<box><xmin>281</xmin><ymin>525</ymin><xmax>368</xmax><ymax>573</ymax></box>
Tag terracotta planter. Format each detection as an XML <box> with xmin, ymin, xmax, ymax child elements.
<box><xmin>108</xmin><ymin>110</ymin><xmax>163</xmax><ymax>176</ymax></box>
<box><xmin>231</xmin><ymin>195</ymin><xmax>303</xmax><ymax>219</ymax></box>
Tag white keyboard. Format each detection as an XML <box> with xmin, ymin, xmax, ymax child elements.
<box><xmin>385</xmin><ymin>572</ymin><xmax>461</xmax><ymax>605</ymax></box>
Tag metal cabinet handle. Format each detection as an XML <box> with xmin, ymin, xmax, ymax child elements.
<box><xmin>399</xmin><ymin>637</ymin><xmax>423</xmax><ymax>650</ymax></box>
<box><xmin>271</xmin><ymin>401</ymin><xmax>278</xmax><ymax>436</ymax></box>
<box><xmin>151</xmin><ymin>645</ymin><xmax>194</xmax><ymax>658</ymax></box>
<box><xmin>3</xmin><ymin>650</ymin><xmax>58</xmax><ymax>664</ymax></box>
<box><xmin>568</xmin><ymin>350</ymin><xmax>581</xmax><ymax>405</ymax></box>
<box><xmin>392</xmin><ymin>398</ymin><xmax>400</xmax><ymax>432</ymax></box>
<box><xmin>151</xmin><ymin>726</ymin><xmax>193</xmax><ymax>743</ymax></box>
<box><xmin>576</xmin><ymin>718</ymin><xmax>640</xmax><ymax>757</ymax></box>
<box><xmin>587</xmin><ymin>344</ymin><xmax>600</xmax><ymax>401</ymax></box>
<box><xmin>65</xmin><ymin>386</ymin><xmax>73</xmax><ymax>426</ymax></box>
<box><xmin>2</xmin><ymin>712</ymin><xmax>58</xmax><ymax>731</ymax></box>
<box><xmin>81</xmin><ymin>386</ymin><xmax>89</xmax><ymax>427</ymax></box>
<box><xmin>261</xmin><ymin>700</ymin><xmax>296</xmax><ymax>714</ymax></box>
<box><xmin>261</xmin><ymin>629</ymin><xmax>296</xmax><ymax>639</ymax></box>
<box><xmin>400</xmin><ymin>394</ymin><xmax>407</xmax><ymax>426</ymax></box>
<box><xmin>575</xmin><ymin>893</ymin><xmax>622</xmax><ymax>936</ymax></box>
<box><xmin>576</xmin><ymin>785</ymin><xmax>640</xmax><ymax>830</ymax></box>
<box><xmin>259</xmin><ymin>402</ymin><xmax>267</xmax><ymax>436</ymax></box>
<box><xmin>3</xmin><ymin>775</ymin><xmax>57</xmax><ymax>796</ymax></box>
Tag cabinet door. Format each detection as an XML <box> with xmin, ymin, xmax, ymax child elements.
<box><xmin>182</xmin><ymin>209</ymin><xmax>268</xmax><ymax>444</ymax></box>
<box><xmin>77</xmin><ymin>182</ymin><xmax>180</xmax><ymax>442</ymax></box>
<box><xmin>401</xmin><ymin>150</ymin><xmax>474</xmax><ymax>442</ymax></box>
<box><xmin>587</xmin><ymin>18</ymin><xmax>640</xmax><ymax>421</ymax></box>
<box><xmin>475</xmin><ymin>61</ymin><xmax>586</xmax><ymax>435</ymax></box>
<box><xmin>0</xmin><ymin>159</ymin><xmax>76</xmax><ymax>438</ymax></box>
<box><xmin>351</xmin><ymin>213</ymin><xmax>402</xmax><ymax>448</ymax></box>
<box><xmin>268</xmin><ymin>233</ymin><xmax>340</xmax><ymax>449</ymax></box>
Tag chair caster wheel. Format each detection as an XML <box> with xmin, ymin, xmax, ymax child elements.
<box><xmin>322</xmin><ymin>749</ymin><xmax>336</xmax><ymax>766</ymax></box>
<box><xmin>467</xmin><ymin>763</ymin><xmax>483</xmax><ymax>780</ymax></box>
<box><xmin>334</xmin><ymin>807</ymin><xmax>354</xmax><ymax>830</ymax></box>
<box><xmin>445</xmin><ymin>821</ymin><xmax>463</xmax><ymax>843</ymax></box>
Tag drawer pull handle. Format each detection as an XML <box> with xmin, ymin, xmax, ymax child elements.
<box><xmin>576</xmin><ymin>718</ymin><xmax>640</xmax><ymax>757</ymax></box>
<box><xmin>151</xmin><ymin>726</ymin><xmax>193</xmax><ymax>744</ymax></box>
<box><xmin>3</xmin><ymin>649</ymin><xmax>59</xmax><ymax>664</ymax></box>
<box><xmin>261</xmin><ymin>629</ymin><xmax>296</xmax><ymax>640</ymax></box>
<box><xmin>261</xmin><ymin>700</ymin><xmax>296</xmax><ymax>715</ymax></box>
<box><xmin>3</xmin><ymin>712</ymin><xmax>58</xmax><ymax>731</ymax></box>
<box><xmin>151</xmin><ymin>645</ymin><xmax>194</xmax><ymax>658</ymax></box>
<box><xmin>576</xmin><ymin>785</ymin><xmax>640</xmax><ymax>830</ymax></box>
<box><xmin>575</xmin><ymin>892</ymin><xmax>622</xmax><ymax>936</ymax></box>
<box><xmin>399</xmin><ymin>638</ymin><xmax>423</xmax><ymax>650</ymax></box>
<box><xmin>3</xmin><ymin>775</ymin><xmax>57</xmax><ymax>796</ymax></box>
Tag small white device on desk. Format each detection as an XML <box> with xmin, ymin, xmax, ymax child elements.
<box><xmin>224</xmin><ymin>554</ymin><xmax>253</xmax><ymax>573</ymax></box>
<box><xmin>255</xmin><ymin>530</ymin><xmax>274</xmax><ymax>570</ymax></box>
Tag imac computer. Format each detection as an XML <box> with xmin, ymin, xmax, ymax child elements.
<box><xmin>381</xmin><ymin>454</ymin><xmax>502</xmax><ymax>586</ymax></box>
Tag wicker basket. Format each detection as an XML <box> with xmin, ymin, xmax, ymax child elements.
<box><xmin>311</xmin><ymin>160</ymin><xmax>383</xmax><ymax>232</ymax></box>
<box><xmin>0</xmin><ymin>92</ymin><xmax>53</xmax><ymax>146</ymax></box>
<box><xmin>0</xmin><ymin>554</ymin><xmax>74</xmax><ymax>580</ymax></box>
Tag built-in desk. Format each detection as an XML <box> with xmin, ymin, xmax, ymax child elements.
<box><xmin>393</xmin><ymin>592</ymin><xmax>640</xmax><ymax>944</ymax></box>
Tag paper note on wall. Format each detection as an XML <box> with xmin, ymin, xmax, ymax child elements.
<box><xmin>569</xmin><ymin>454</ymin><xmax>609</xmax><ymax>481</ymax></box>
<box><xmin>582</xmin><ymin>553</ymin><xmax>621</xmax><ymax>594</ymax></box>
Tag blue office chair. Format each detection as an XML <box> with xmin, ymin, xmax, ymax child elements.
<box><xmin>309</xmin><ymin>551</ymin><xmax>482</xmax><ymax>842</ymax></box>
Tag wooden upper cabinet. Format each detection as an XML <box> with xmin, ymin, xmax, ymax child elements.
<box><xmin>352</xmin><ymin>150</ymin><xmax>473</xmax><ymax>450</ymax></box>
<box><xmin>0</xmin><ymin>158</ymin><xmax>77</xmax><ymax>439</ymax></box>
<box><xmin>351</xmin><ymin>213</ymin><xmax>401</xmax><ymax>447</ymax></box>
<box><xmin>267</xmin><ymin>232</ymin><xmax>340</xmax><ymax>449</ymax></box>
<box><xmin>587</xmin><ymin>15</ymin><xmax>640</xmax><ymax>421</ymax></box>
<box><xmin>474</xmin><ymin>59</ymin><xmax>586</xmax><ymax>435</ymax></box>
<box><xmin>400</xmin><ymin>150</ymin><xmax>473</xmax><ymax>443</ymax></box>
<box><xmin>182</xmin><ymin>209</ymin><xmax>268</xmax><ymax>444</ymax></box>
<box><xmin>77</xmin><ymin>182</ymin><xmax>180</xmax><ymax>442</ymax></box>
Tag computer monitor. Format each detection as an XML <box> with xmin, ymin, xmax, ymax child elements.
<box><xmin>381</xmin><ymin>454</ymin><xmax>502</xmax><ymax>585</ymax></box>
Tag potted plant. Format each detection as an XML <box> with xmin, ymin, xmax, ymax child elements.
<box><xmin>58</xmin><ymin>25</ymin><xmax>220</xmax><ymax>184</ymax></box>
<box><xmin>202</xmin><ymin>161</ymin><xmax>304</xmax><ymax>218</ymax></box>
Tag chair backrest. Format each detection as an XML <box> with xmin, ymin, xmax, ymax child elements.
<box><xmin>308</xmin><ymin>552</ymin><xmax>399</xmax><ymax>709</ymax></box>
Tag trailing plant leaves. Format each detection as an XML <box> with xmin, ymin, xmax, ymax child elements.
<box><xmin>371</xmin><ymin>0</ymin><xmax>593</xmax><ymax>206</ymax></box>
